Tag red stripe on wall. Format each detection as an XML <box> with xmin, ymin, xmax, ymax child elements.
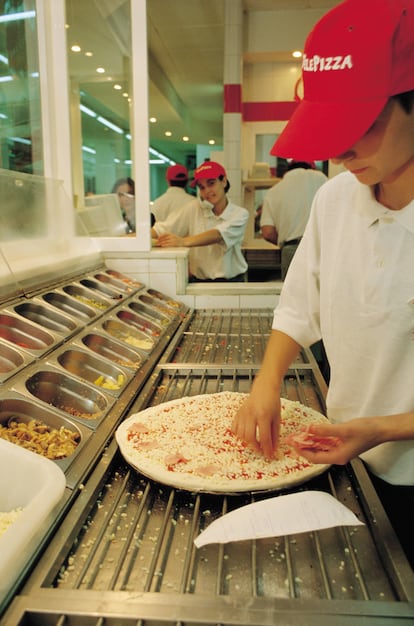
<box><xmin>243</xmin><ymin>101</ymin><xmax>298</xmax><ymax>121</ymax></box>
<box><xmin>224</xmin><ymin>84</ymin><xmax>242</xmax><ymax>113</ymax></box>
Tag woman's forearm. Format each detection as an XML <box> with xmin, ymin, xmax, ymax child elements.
<box><xmin>254</xmin><ymin>329</ymin><xmax>302</xmax><ymax>390</ymax></box>
<box><xmin>373</xmin><ymin>411</ymin><xmax>414</xmax><ymax>443</ymax></box>
<box><xmin>182</xmin><ymin>228</ymin><xmax>223</xmax><ymax>247</ymax></box>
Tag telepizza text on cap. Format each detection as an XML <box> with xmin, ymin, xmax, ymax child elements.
<box><xmin>303</xmin><ymin>54</ymin><xmax>353</xmax><ymax>72</ymax></box>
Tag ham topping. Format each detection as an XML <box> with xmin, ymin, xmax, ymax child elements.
<box><xmin>128</xmin><ymin>422</ymin><xmax>149</xmax><ymax>435</ymax></box>
<box><xmin>165</xmin><ymin>452</ymin><xmax>190</xmax><ymax>469</ymax></box>
<box><xmin>194</xmin><ymin>464</ymin><xmax>220</xmax><ymax>476</ymax></box>
<box><xmin>285</xmin><ymin>430</ymin><xmax>341</xmax><ymax>452</ymax></box>
<box><xmin>134</xmin><ymin>440</ymin><xmax>158</xmax><ymax>450</ymax></box>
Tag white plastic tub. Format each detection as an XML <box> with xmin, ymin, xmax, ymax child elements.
<box><xmin>0</xmin><ymin>438</ymin><xmax>66</xmax><ymax>609</ymax></box>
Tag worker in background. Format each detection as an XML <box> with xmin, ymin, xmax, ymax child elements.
<box><xmin>151</xmin><ymin>161</ymin><xmax>248</xmax><ymax>282</ymax></box>
<box><xmin>151</xmin><ymin>164</ymin><xmax>193</xmax><ymax>223</ymax></box>
<box><xmin>111</xmin><ymin>177</ymin><xmax>135</xmax><ymax>233</ymax></box>
<box><xmin>260</xmin><ymin>160</ymin><xmax>327</xmax><ymax>279</ymax></box>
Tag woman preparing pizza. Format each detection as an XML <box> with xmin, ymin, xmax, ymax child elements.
<box><xmin>232</xmin><ymin>0</ymin><xmax>414</xmax><ymax>569</ymax></box>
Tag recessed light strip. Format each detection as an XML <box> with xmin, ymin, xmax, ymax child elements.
<box><xmin>0</xmin><ymin>10</ymin><xmax>36</xmax><ymax>24</ymax></box>
<box><xmin>96</xmin><ymin>116</ymin><xmax>123</xmax><ymax>134</ymax></box>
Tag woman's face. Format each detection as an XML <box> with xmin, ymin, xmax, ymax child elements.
<box><xmin>331</xmin><ymin>98</ymin><xmax>414</xmax><ymax>188</ymax></box>
<box><xmin>116</xmin><ymin>183</ymin><xmax>134</xmax><ymax>210</ymax></box>
<box><xmin>196</xmin><ymin>177</ymin><xmax>227</xmax><ymax>207</ymax></box>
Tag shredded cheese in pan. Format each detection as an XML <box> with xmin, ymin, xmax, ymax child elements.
<box><xmin>117</xmin><ymin>392</ymin><xmax>330</xmax><ymax>492</ymax></box>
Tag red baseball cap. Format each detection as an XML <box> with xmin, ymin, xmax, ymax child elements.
<box><xmin>271</xmin><ymin>0</ymin><xmax>414</xmax><ymax>161</ymax></box>
<box><xmin>166</xmin><ymin>164</ymin><xmax>188</xmax><ymax>182</ymax></box>
<box><xmin>190</xmin><ymin>161</ymin><xmax>227</xmax><ymax>187</ymax></box>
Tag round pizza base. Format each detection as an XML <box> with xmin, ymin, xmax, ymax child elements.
<box><xmin>116</xmin><ymin>392</ymin><xmax>331</xmax><ymax>494</ymax></box>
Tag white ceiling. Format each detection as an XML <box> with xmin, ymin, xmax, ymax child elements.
<box><xmin>68</xmin><ymin>0</ymin><xmax>341</xmax><ymax>161</ymax></box>
<box><xmin>147</xmin><ymin>0</ymin><xmax>341</xmax><ymax>153</ymax></box>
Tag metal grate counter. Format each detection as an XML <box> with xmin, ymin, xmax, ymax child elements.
<box><xmin>2</xmin><ymin>310</ymin><xmax>414</xmax><ymax>625</ymax></box>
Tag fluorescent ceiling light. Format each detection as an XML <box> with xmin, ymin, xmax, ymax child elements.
<box><xmin>0</xmin><ymin>10</ymin><xmax>35</xmax><ymax>24</ymax></box>
<box><xmin>82</xmin><ymin>145</ymin><xmax>96</xmax><ymax>154</ymax></box>
<box><xmin>79</xmin><ymin>105</ymin><xmax>173</xmax><ymax>166</ymax></box>
<box><xmin>149</xmin><ymin>146</ymin><xmax>175</xmax><ymax>165</ymax></box>
<box><xmin>80</xmin><ymin>104</ymin><xmax>97</xmax><ymax>118</ymax></box>
<box><xmin>96</xmin><ymin>116</ymin><xmax>123</xmax><ymax>134</ymax></box>
<box><xmin>9</xmin><ymin>137</ymin><xmax>32</xmax><ymax>145</ymax></box>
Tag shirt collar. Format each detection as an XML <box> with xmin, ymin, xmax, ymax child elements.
<box><xmin>200</xmin><ymin>199</ymin><xmax>231</xmax><ymax>218</ymax></box>
<box><xmin>357</xmin><ymin>184</ymin><xmax>414</xmax><ymax>234</ymax></box>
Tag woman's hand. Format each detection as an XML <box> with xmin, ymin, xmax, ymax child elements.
<box><xmin>232</xmin><ymin>330</ymin><xmax>302</xmax><ymax>459</ymax></box>
<box><xmin>232</xmin><ymin>376</ymin><xmax>281</xmax><ymax>459</ymax></box>
<box><xmin>287</xmin><ymin>417</ymin><xmax>385</xmax><ymax>465</ymax></box>
<box><xmin>157</xmin><ymin>232</ymin><xmax>185</xmax><ymax>247</ymax></box>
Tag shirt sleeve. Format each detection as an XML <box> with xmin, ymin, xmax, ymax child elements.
<box><xmin>272</xmin><ymin>199</ymin><xmax>322</xmax><ymax>347</ymax></box>
<box><xmin>260</xmin><ymin>191</ymin><xmax>276</xmax><ymax>227</ymax></box>
<box><xmin>215</xmin><ymin>205</ymin><xmax>249</xmax><ymax>249</ymax></box>
<box><xmin>152</xmin><ymin>199</ymin><xmax>195</xmax><ymax>237</ymax></box>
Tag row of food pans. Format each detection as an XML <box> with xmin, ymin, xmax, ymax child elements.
<box><xmin>0</xmin><ymin>267</ymin><xmax>187</xmax><ymax>488</ymax></box>
<box><xmin>0</xmin><ymin>269</ymin><xmax>138</xmax><ymax>373</ymax></box>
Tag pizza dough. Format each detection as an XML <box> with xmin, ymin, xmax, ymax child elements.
<box><xmin>116</xmin><ymin>391</ymin><xmax>331</xmax><ymax>493</ymax></box>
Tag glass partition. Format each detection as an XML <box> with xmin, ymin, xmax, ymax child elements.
<box><xmin>65</xmin><ymin>0</ymin><xmax>223</xmax><ymax>238</ymax></box>
<box><xmin>0</xmin><ymin>168</ymin><xmax>101</xmax><ymax>293</ymax></box>
<box><xmin>0</xmin><ymin>0</ymin><xmax>42</xmax><ymax>175</ymax></box>
<box><xmin>65</xmin><ymin>0</ymin><xmax>136</xmax><ymax>234</ymax></box>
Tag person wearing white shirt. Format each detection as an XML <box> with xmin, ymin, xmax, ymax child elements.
<box><xmin>232</xmin><ymin>0</ymin><xmax>414</xmax><ymax>568</ymax></box>
<box><xmin>151</xmin><ymin>161</ymin><xmax>248</xmax><ymax>281</ymax></box>
<box><xmin>151</xmin><ymin>164</ymin><xmax>193</xmax><ymax>223</ymax></box>
<box><xmin>260</xmin><ymin>161</ymin><xmax>327</xmax><ymax>278</ymax></box>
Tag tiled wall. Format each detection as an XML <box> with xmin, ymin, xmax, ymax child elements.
<box><xmin>103</xmin><ymin>249</ymin><xmax>281</xmax><ymax>311</ymax></box>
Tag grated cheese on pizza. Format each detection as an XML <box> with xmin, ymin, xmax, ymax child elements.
<box><xmin>116</xmin><ymin>391</ymin><xmax>331</xmax><ymax>492</ymax></box>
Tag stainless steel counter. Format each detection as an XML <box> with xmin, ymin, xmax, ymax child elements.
<box><xmin>0</xmin><ymin>267</ymin><xmax>190</xmax><ymax>614</ymax></box>
<box><xmin>2</xmin><ymin>309</ymin><xmax>414</xmax><ymax>625</ymax></box>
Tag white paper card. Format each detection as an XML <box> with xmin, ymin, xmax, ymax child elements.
<box><xmin>194</xmin><ymin>490</ymin><xmax>364</xmax><ymax>548</ymax></box>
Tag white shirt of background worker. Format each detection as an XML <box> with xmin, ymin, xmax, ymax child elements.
<box><xmin>151</xmin><ymin>164</ymin><xmax>193</xmax><ymax>223</ymax></box>
<box><xmin>151</xmin><ymin>161</ymin><xmax>248</xmax><ymax>281</ymax></box>
<box><xmin>260</xmin><ymin>161</ymin><xmax>328</xmax><ymax>246</ymax></box>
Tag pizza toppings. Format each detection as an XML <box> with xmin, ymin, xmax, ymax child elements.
<box><xmin>164</xmin><ymin>452</ymin><xmax>189</xmax><ymax>469</ymax></box>
<box><xmin>285</xmin><ymin>429</ymin><xmax>342</xmax><ymax>452</ymax></box>
<box><xmin>119</xmin><ymin>392</ymin><xmax>331</xmax><ymax>491</ymax></box>
<box><xmin>133</xmin><ymin>440</ymin><xmax>158</xmax><ymax>450</ymax></box>
<box><xmin>194</xmin><ymin>464</ymin><xmax>220</xmax><ymax>476</ymax></box>
<box><xmin>127</xmin><ymin>422</ymin><xmax>149</xmax><ymax>435</ymax></box>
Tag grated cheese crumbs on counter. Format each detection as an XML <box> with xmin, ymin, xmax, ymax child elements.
<box><xmin>0</xmin><ymin>508</ymin><xmax>24</xmax><ymax>537</ymax></box>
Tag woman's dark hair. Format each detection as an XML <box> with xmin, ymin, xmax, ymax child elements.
<box><xmin>218</xmin><ymin>174</ymin><xmax>230</xmax><ymax>193</ymax></box>
<box><xmin>287</xmin><ymin>161</ymin><xmax>314</xmax><ymax>171</ymax></box>
<box><xmin>393</xmin><ymin>90</ymin><xmax>414</xmax><ymax>113</ymax></box>
<box><xmin>170</xmin><ymin>178</ymin><xmax>188</xmax><ymax>189</ymax></box>
<box><xmin>111</xmin><ymin>177</ymin><xmax>135</xmax><ymax>194</ymax></box>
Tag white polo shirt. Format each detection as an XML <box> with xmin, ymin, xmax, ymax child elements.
<box><xmin>260</xmin><ymin>168</ymin><xmax>328</xmax><ymax>245</ymax></box>
<box><xmin>151</xmin><ymin>187</ymin><xmax>194</xmax><ymax>222</ymax></box>
<box><xmin>273</xmin><ymin>171</ymin><xmax>414</xmax><ymax>485</ymax></box>
<box><xmin>153</xmin><ymin>198</ymin><xmax>248</xmax><ymax>280</ymax></box>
